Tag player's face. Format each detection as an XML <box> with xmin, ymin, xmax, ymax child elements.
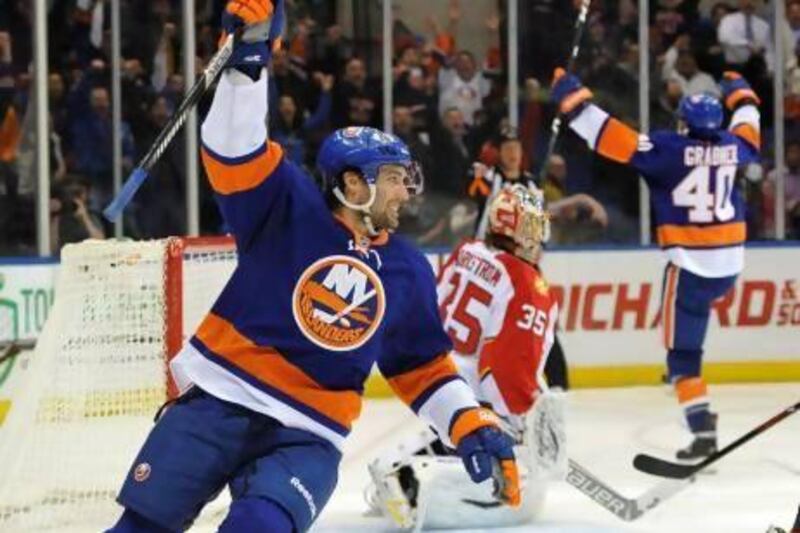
<box><xmin>371</xmin><ymin>165</ymin><xmax>411</xmax><ymax>231</ymax></box>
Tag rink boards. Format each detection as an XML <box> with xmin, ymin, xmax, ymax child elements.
<box><xmin>0</xmin><ymin>244</ymin><xmax>798</xmax><ymax>414</ymax></box>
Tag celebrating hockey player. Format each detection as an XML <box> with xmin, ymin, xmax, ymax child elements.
<box><xmin>367</xmin><ymin>184</ymin><xmax>563</xmax><ymax>530</ymax></box>
<box><xmin>106</xmin><ymin>1</ymin><xmax>520</xmax><ymax>532</ymax></box>
<box><xmin>550</xmin><ymin>68</ymin><xmax>761</xmax><ymax>460</ymax></box>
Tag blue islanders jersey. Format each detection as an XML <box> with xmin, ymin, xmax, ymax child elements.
<box><xmin>170</xmin><ymin>69</ymin><xmax>479</xmax><ymax>449</ymax></box>
<box><xmin>568</xmin><ymin>102</ymin><xmax>761</xmax><ymax>277</ymax></box>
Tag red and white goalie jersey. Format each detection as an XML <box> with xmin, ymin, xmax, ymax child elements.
<box><xmin>437</xmin><ymin>240</ymin><xmax>559</xmax><ymax>424</ymax></box>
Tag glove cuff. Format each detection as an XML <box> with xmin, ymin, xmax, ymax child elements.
<box><xmin>449</xmin><ymin>407</ymin><xmax>499</xmax><ymax>447</ymax></box>
<box><xmin>725</xmin><ymin>88</ymin><xmax>760</xmax><ymax>110</ymax></box>
<box><xmin>560</xmin><ymin>87</ymin><xmax>593</xmax><ymax>118</ymax></box>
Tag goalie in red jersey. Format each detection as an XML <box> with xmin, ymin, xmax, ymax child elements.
<box><xmin>366</xmin><ymin>184</ymin><xmax>565</xmax><ymax>530</ymax></box>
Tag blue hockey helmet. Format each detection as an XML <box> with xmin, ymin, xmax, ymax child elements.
<box><xmin>678</xmin><ymin>93</ymin><xmax>723</xmax><ymax>135</ymax></box>
<box><xmin>316</xmin><ymin>127</ymin><xmax>423</xmax><ymax>195</ymax></box>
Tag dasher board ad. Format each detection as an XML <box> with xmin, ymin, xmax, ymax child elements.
<box><xmin>538</xmin><ymin>246</ymin><xmax>800</xmax><ymax>367</ymax></box>
<box><xmin>0</xmin><ymin>264</ymin><xmax>57</xmax><ymax>344</ymax></box>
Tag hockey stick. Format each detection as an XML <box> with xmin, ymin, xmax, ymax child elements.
<box><xmin>0</xmin><ymin>343</ymin><xmax>24</xmax><ymax>365</ymax></box>
<box><xmin>103</xmin><ymin>33</ymin><xmax>237</xmax><ymax>222</ymax></box>
<box><xmin>633</xmin><ymin>400</ymin><xmax>800</xmax><ymax>479</ymax></box>
<box><xmin>567</xmin><ymin>459</ymin><xmax>692</xmax><ymax>521</ymax></box>
<box><xmin>538</xmin><ymin>0</ymin><xmax>591</xmax><ymax>183</ymax></box>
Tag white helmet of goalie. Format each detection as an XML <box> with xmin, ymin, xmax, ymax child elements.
<box><xmin>487</xmin><ymin>183</ymin><xmax>550</xmax><ymax>263</ymax></box>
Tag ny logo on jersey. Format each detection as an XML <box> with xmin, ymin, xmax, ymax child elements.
<box><xmin>292</xmin><ymin>255</ymin><xmax>386</xmax><ymax>352</ymax></box>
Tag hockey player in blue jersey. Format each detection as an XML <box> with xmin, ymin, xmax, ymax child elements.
<box><xmin>550</xmin><ymin>68</ymin><xmax>761</xmax><ymax>460</ymax></box>
<box><xmin>106</xmin><ymin>1</ymin><xmax>519</xmax><ymax>532</ymax></box>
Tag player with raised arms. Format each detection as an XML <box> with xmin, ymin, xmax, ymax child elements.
<box><xmin>105</xmin><ymin>1</ymin><xmax>519</xmax><ymax>532</ymax></box>
<box><xmin>550</xmin><ymin>68</ymin><xmax>761</xmax><ymax>460</ymax></box>
<box><xmin>366</xmin><ymin>184</ymin><xmax>563</xmax><ymax>530</ymax></box>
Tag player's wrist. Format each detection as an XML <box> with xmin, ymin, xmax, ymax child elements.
<box><xmin>449</xmin><ymin>407</ymin><xmax>500</xmax><ymax>447</ymax></box>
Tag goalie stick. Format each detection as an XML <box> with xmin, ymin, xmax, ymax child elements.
<box><xmin>633</xmin><ymin>400</ymin><xmax>800</xmax><ymax>479</ymax></box>
<box><xmin>103</xmin><ymin>33</ymin><xmax>237</xmax><ymax>222</ymax></box>
<box><xmin>566</xmin><ymin>459</ymin><xmax>692</xmax><ymax>521</ymax></box>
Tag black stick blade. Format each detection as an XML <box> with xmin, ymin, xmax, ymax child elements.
<box><xmin>633</xmin><ymin>454</ymin><xmax>697</xmax><ymax>479</ymax></box>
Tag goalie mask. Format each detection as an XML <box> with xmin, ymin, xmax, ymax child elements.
<box><xmin>487</xmin><ymin>184</ymin><xmax>550</xmax><ymax>263</ymax></box>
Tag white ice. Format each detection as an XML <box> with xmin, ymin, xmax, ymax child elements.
<box><xmin>314</xmin><ymin>382</ymin><xmax>799</xmax><ymax>533</ymax></box>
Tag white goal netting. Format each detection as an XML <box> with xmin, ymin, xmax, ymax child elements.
<box><xmin>0</xmin><ymin>238</ymin><xmax>236</xmax><ymax>532</ymax></box>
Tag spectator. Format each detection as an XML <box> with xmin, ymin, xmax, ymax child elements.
<box><xmin>690</xmin><ymin>2</ymin><xmax>733</xmax><ymax>79</ymax></box>
<box><xmin>717</xmin><ymin>0</ymin><xmax>772</xmax><ymax>72</ymax></box>
<box><xmin>391</xmin><ymin>105</ymin><xmax>433</xmax><ymax>181</ymax></box>
<box><xmin>790</xmin><ymin>1</ymin><xmax>800</xmax><ymax>47</ymax></box>
<box><xmin>652</xmin><ymin>78</ymin><xmax>685</xmax><ymax>130</ymax></box>
<box><xmin>68</xmin><ymin>65</ymin><xmax>135</xmax><ymax>208</ymax></box>
<box><xmin>762</xmin><ymin>141</ymin><xmax>800</xmax><ymax>239</ymax></box>
<box><xmin>271</xmin><ymin>47</ymin><xmax>312</xmax><ymax>112</ymax></box>
<box><xmin>668</xmin><ymin>50</ymin><xmax>720</xmax><ymax>97</ymax></box>
<box><xmin>430</xmin><ymin>107</ymin><xmax>472</xmax><ymax>198</ymax></box>
<box><xmin>49</xmin><ymin>175</ymin><xmax>105</xmax><ymax>255</ymax></box>
<box><xmin>135</xmin><ymin>96</ymin><xmax>184</xmax><ymax>238</ymax></box>
<box><xmin>438</xmin><ymin>50</ymin><xmax>491</xmax><ymax>126</ymax></box>
<box><xmin>271</xmin><ymin>73</ymin><xmax>333</xmax><ymax>168</ymax></box>
<box><xmin>468</xmin><ymin>127</ymin><xmax>539</xmax><ymax>236</ymax></box>
<box><xmin>331</xmin><ymin>57</ymin><xmax>380</xmax><ymax>128</ymax></box>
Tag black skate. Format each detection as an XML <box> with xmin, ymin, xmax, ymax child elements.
<box><xmin>675</xmin><ymin>435</ymin><xmax>717</xmax><ymax>460</ymax></box>
<box><xmin>676</xmin><ymin>412</ymin><xmax>717</xmax><ymax>461</ymax></box>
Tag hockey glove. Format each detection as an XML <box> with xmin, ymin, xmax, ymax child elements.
<box><xmin>550</xmin><ymin>67</ymin><xmax>593</xmax><ymax>120</ymax></box>
<box><xmin>451</xmin><ymin>408</ymin><xmax>521</xmax><ymax>507</ymax></box>
<box><xmin>222</xmin><ymin>0</ymin><xmax>285</xmax><ymax>74</ymax></box>
<box><xmin>720</xmin><ymin>71</ymin><xmax>761</xmax><ymax>110</ymax></box>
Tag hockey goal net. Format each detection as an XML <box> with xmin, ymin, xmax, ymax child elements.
<box><xmin>0</xmin><ymin>237</ymin><xmax>237</xmax><ymax>531</ymax></box>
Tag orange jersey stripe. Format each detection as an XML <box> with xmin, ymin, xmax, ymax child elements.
<box><xmin>725</xmin><ymin>88</ymin><xmax>759</xmax><ymax>110</ymax></box>
<box><xmin>196</xmin><ymin>313</ymin><xmax>362</xmax><ymax>430</ymax></box>
<box><xmin>732</xmin><ymin>123</ymin><xmax>760</xmax><ymax>149</ymax></box>
<box><xmin>657</xmin><ymin>222</ymin><xmax>746</xmax><ymax>247</ymax></box>
<box><xmin>386</xmin><ymin>354</ymin><xmax>459</xmax><ymax>407</ymax></box>
<box><xmin>596</xmin><ymin>118</ymin><xmax>639</xmax><ymax>163</ymax></box>
<box><xmin>662</xmin><ymin>264</ymin><xmax>678</xmax><ymax>350</ymax></box>
<box><xmin>201</xmin><ymin>141</ymin><xmax>284</xmax><ymax>195</ymax></box>
<box><xmin>675</xmin><ymin>376</ymin><xmax>708</xmax><ymax>404</ymax></box>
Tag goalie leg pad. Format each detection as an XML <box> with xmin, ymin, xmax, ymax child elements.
<box><xmin>524</xmin><ymin>388</ymin><xmax>568</xmax><ymax>481</ymax></box>
<box><xmin>371</xmin><ymin>455</ymin><xmax>545</xmax><ymax>530</ymax></box>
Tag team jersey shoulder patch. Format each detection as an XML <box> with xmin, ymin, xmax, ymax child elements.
<box><xmin>292</xmin><ymin>255</ymin><xmax>386</xmax><ymax>352</ymax></box>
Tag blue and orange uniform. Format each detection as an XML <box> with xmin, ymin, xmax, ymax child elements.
<box><xmin>110</xmin><ymin>2</ymin><xmax>518</xmax><ymax>531</ymax></box>
<box><xmin>552</xmin><ymin>69</ymin><xmax>761</xmax><ymax>457</ymax></box>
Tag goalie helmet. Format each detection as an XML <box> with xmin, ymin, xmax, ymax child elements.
<box><xmin>487</xmin><ymin>184</ymin><xmax>550</xmax><ymax>263</ymax></box>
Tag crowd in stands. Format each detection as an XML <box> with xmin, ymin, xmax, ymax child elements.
<box><xmin>0</xmin><ymin>0</ymin><xmax>798</xmax><ymax>255</ymax></box>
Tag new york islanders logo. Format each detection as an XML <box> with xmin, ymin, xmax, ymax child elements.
<box><xmin>292</xmin><ymin>255</ymin><xmax>386</xmax><ymax>352</ymax></box>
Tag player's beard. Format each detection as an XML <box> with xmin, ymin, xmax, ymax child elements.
<box><xmin>370</xmin><ymin>201</ymin><xmax>402</xmax><ymax>231</ymax></box>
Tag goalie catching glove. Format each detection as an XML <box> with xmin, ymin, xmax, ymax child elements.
<box><xmin>222</xmin><ymin>0</ymin><xmax>285</xmax><ymax>74</ymax></box>
<box><xmin>450</xmin><ymin>407</ymin><xmax>521</xmax><ymax>507</ymax></box>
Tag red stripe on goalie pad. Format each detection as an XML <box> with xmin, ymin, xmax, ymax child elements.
<box><xmin>196</xmin><ymin>313</ymin><xmax>362</xmax><ymax>430</ymax></box>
